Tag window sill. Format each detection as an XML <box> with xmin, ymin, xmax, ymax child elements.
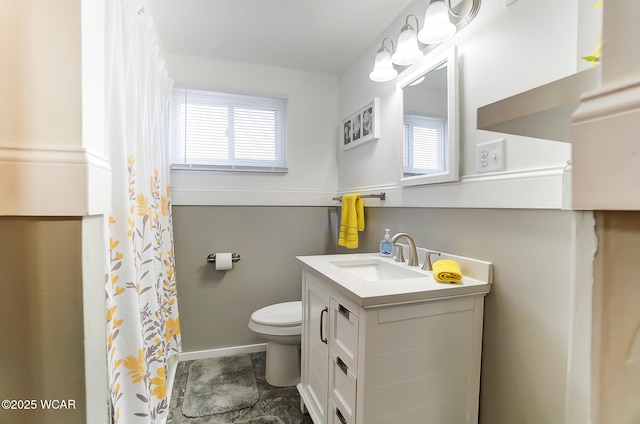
<box><xmin>170</xmin><ymin>164</ymin><xmax>288</xmax><ymax>174</ymax></box>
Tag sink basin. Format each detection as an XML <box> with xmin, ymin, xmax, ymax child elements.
<box><xmin>330</xmin><ymin>258</ymin><xmax>426</xmax><ymax>281</ymax></box>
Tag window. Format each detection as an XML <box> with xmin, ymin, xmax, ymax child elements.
<box><xmin>402</xmin><ymin>114</ymin><xmax>447</xmax><ymax>176</ymax></box>
<box><xmin>171</xmin><ymin>88</ymin><xmax>287</xmax><ymax>172</ymax></box>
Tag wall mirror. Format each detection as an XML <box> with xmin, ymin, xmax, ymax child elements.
<box><xmin>397</xmin><ymin>46</ymin><xmax>459</xmax><ymax>186</ymax></box>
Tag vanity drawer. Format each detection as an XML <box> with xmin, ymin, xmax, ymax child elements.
<box><xmin>330</xmin><ymin>299</ymin><xmax>359</xmax><ymax>371</ymax></box>
<box><xmin>328</xmin><ymin>399</ymin><xmax>352</xmax><ymax>424</ymax></box>
<box><xmin>330</xmin><ymin>350</ymin><xmax>356</xmax><ymax>423</ymax></box>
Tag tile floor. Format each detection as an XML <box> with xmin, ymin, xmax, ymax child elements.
<box><xmin>168</xmin><ymin>352</ymin><xmax>314</xmax><ymax>424</ymax></box>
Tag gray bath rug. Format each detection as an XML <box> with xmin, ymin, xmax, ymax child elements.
<box><xmin>181</xmin><ymin>354</ymin><xmax>259</xmax><ymax>418</ymax></box>
<box><xmin>234</xmin><ymin>417</ymin><xmax>285</xmax><ymax>424</ymax></box>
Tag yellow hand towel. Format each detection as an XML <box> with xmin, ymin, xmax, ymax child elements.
<box><xmin>338</xmin><ymin>193</ymin><xmax>365</xmax><ymax>249</ymax></box>
<box><xmin>433</xmin><ymin>259</ymin><xmax>462</xmax><ymax>284</ymax></box>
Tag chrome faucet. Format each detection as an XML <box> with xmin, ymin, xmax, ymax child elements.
<box><xmin>390</xmin><ymin>232</ymin><xmax>419</xmax><ymax>266</ymax></box>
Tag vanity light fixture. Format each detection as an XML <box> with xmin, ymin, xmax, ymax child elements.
<box><xmin>418</xmin><ymin>0</ymin><xmax>458</xmax><ymax>44</ymax></box>
<box><xmin>369</xmin><ymin>0</ymin><xmax>480</xmax><ymax>83</ymax></box>
<box><xmin>369</xmin><ymin>38</ymin><xmax>398</xmax><ymax>82</ymax></box>
<box><xmin>391</xmin><ymin>14</ymin><xmax>424</xmax><ymax>66</ymax></box>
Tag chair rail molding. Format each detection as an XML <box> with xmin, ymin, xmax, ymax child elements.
<box><xmin>571</xmin><ymin>75</ymin><xmax>640</xmax><ymax>210</ymax></box>
<box><xmin>570</xmin><ymin>0</ymin><xmax>640</xmax><ymax>211</ymax></box>
<box><xmin>0</xmin><ymin>144</ymin><xmax>111</xmax><ymax>216</ymax></box>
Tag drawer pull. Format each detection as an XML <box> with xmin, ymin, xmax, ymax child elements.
<box><xmin>320</xmin><ymin>307</ymin><xmax>328</xmax><ymax>344</ymax></box>
<box><xmin>338</xmin><ymin>304</ymin><xmax>350</xmax><ymax>319</ymax></box>
<box><xmin>336</xmin><ymin>407</ymin><xmax>348</xmax><ymax>424</ymax></box>
<box><xmin>336</xmin><ymin>356</ymin><xmax>348</xmax><ymax>375</ymax></box>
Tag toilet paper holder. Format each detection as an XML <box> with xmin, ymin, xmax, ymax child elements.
<box><xmin>206</xmin><ymin>253</ymin><xmax>241</xmax><ymax>263</ymax></box>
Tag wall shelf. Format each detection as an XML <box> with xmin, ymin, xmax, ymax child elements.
<box><xmin>477</xmin><ymin>67</ymin><xmax>599</xmax><ymax>142</ymax></box>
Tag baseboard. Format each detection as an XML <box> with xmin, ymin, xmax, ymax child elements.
<box><xmin>177</xmin><ymin>343</ymin><xmax>267</xmax><ymax>362</ymax></box>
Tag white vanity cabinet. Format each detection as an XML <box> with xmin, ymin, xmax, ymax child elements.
<box><xmin>299</xmin><ymin>272</ymin><xmax>331</xmax><ymax>423</ymax></box>
<box><xmin>300</xmin><ymin>271</ymin><xmax>360</xmax><ymax>424</ymax></box>
<box><xmin>297</xmin><ymin>253</ymin><xmax>492</xmax><ymax>424</ymax></box>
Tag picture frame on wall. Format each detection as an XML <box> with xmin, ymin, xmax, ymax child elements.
<box><xmin>341</xmin><ymin>98</ymin><xmax>379</xmax><ymax>150</ymax></box>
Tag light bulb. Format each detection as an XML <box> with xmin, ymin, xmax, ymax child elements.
<box><xmin>418</xmin><ymin>0</ymin><xmax>456</xmax><ymax>44</ymax></box>
<box><xmin>391</xmin><ymin>26</ymin><xmax>423</xmax><ymax>66</ymax></box>
<box><xmin>369</xmin><ymin>49</ymin><xmax>398</xmax><ymax>82</ymax></box>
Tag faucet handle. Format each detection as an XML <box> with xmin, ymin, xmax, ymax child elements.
<box><xmin>393</xmin><ymin>244</ymin><xmax>405</xmax><ymax>263</ymax></box>
<box><xmin>421</xmin><ymin>251</ymin><xmax>441</xmax><ymax>271</ymax></box>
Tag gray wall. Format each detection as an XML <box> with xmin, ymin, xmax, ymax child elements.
<box><xmin>592</xmin><ymin>211</ymin><xmax>640</xmax><ymax>423</ymax></box>
<box><xmin>358</xmin><ymin>208</ymin><xmax>574</xmax><ymax>424</ymax></box>
<box><xmin>0</xmin><ymin>218</ymin><xmax>87</xmax><ymax>423</ymax></box>
<box><xmin>173</xmin><ymin>206</ymin><xmax>337</xmax><ymax>352</ymax></box>
<box><xmin>173</xmin><ymin>205</ymin><xmax>574</xmax><ymax>423</ymax></box>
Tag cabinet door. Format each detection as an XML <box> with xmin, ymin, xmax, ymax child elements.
<box><xmin>300</xmin><ymin>273</ymin><xmax>331</xmax><ymax>423</ymax></box>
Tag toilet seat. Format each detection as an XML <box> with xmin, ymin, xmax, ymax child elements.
<box><xmin>249</xmin><ymin>301</ymin><xmax>301</xmax><ymax>337</ymax></box>
<box><xmin>250</xmin><ymin>301</ymin><xmax>301</xmax><ymax>327</ymax></box>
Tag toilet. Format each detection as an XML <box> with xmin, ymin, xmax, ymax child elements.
<box><xmin>248</xmin><ymin>300</ymin><xmax>302</xmax><ymax>387</ymax></box>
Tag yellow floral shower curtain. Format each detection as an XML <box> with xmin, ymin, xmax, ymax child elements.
<box><xmin>105</xmin><ymin>1</ymin><xmax>181</xmax><ymax>422</ymax></box>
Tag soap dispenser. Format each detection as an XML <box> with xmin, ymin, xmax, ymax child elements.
<box><xmin>379</xmin><ymin>229</ymin><xmax>393</xmax><ymax>257</ymax></box>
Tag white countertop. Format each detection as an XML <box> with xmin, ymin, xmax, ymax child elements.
<box><xmin>297</xmin><ymin>252</ymin><xmax>492</xmax><ymax>308</ymax></box>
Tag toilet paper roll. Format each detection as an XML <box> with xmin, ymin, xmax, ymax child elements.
<box><xmin>215</xmin><ymin>252</ymin><xmax>233</xmax><ymax>271</ymax></box>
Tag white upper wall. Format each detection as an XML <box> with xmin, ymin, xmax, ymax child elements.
<box><xmin>337</xmin><ymin>0</ymin><xmax>584</xmax><ymax>209</ymax></box>
<box><xmin>0</xmin><ymin>0</ymin><xmax>110</xmax><ymax>216</ymax></box>
<box><xmin>165</xmin><ymin>53</ymin><xmax>340</xmax><ymax>206</ymax></box>
<box><xmin>161</xmin><ymin>0</ymin><xmax>598</xmax><ymax>209</ymax></box>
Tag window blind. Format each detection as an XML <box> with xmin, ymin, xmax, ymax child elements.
<box><xmin>403</xmin><ymin>114</ymin><xmax>446</xmax><ymax>174</ymax></box>
<box><xmin>170</xmin><ymin>88</ymin><xmax>287</xmax><ymax>172</ymax></box>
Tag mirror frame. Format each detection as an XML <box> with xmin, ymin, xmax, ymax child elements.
<box><xmin>396</xmin><ymin>46</ymin><xmax>459</xmax><ymax>186</ymax></box>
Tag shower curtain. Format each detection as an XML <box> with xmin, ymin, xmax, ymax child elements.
<box><xmin>105</xmin><ymin>1</ymin><xmax>181</xmax><ymax>422</ymax></box>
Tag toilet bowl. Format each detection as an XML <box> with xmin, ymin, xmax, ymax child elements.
<box><xmin>248</xmin><ymin>301</ymin><xmax>302</xmax><ymax>387</ymax></box>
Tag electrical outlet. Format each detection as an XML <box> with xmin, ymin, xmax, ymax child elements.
<box><xmin>477</xmin><ymin>139</ymin><xmax>506</xmax><ymax>173</ymax></box>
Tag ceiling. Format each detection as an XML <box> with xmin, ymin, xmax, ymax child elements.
<box><xmin>148</xmin><ymin>0</ymin><xmax>415</xmax><ymax>75</ymax></box>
